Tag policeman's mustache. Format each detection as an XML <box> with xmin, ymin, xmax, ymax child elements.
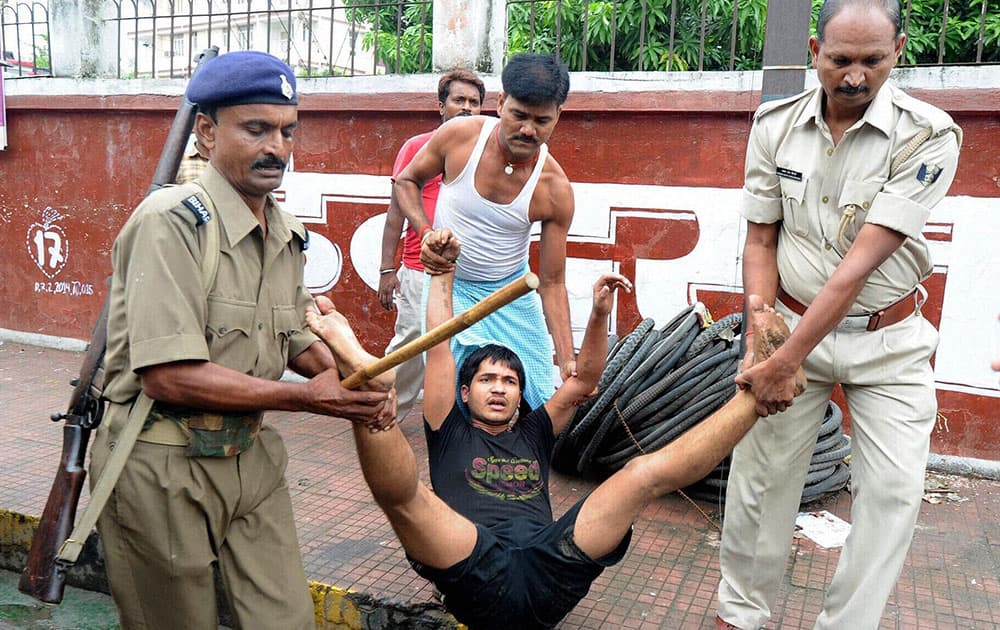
<box><xmin>253</xmin><ymin>157</ymin><xmax>288</xmax><ymax>170</ymax></box>
<box><xmin>837</xmin><ymin>85</ymin><xmax>867</xmax><ymax>95</ymax></box>
<box><xmin>455</xmin><ymin>110</ymin><xmax>473</xmax><ymax>116</ymax></box>
<box><xmin>512</xmin><ymin>135</ymin><xmax>536</xmax><ymax>144</ymax></box>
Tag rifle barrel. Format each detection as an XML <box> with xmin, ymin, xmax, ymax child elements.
<box><xmin>147</xmin><ymin>46</ymin><xmax>219</xmax><ymax>195</ymax></box>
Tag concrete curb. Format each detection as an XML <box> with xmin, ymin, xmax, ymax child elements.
<box><xmin>926</xmin><ymin>453</ymin><xmax>1000</xmax><ymax>481</ymax></box>
<box><xmin>0</xmin><ymin>509</ymin><xmax>463</xmax><ymax>630</ymax></box>
<box><xmin>0</xmin><ymin>329</ymin><xmax>88</xmax><ymax>353</ymax></box>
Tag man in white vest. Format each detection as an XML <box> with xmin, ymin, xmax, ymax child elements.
<box><xmin>393</xmin><ymin>53</ymin><xmax>576</xmax><ymax>412</ymax></box>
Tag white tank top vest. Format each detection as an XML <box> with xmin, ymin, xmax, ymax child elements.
<box><xmin>434</xmin><ymin>117</ymin><xmax>549</xmax><ymax>282</ymax></box>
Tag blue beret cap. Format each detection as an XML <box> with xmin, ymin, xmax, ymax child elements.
<box><xmin>186</xmin><ymin>50</ymin><xmax>297</xmax><ymax>108</ymax></box>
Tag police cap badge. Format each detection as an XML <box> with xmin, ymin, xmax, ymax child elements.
<box><xmin>186</xmin><ymin>50</ymin><xmax>297</xmax><ymax>109</ymax></box>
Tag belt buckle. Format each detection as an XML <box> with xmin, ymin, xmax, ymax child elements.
<box><xmin>836</xmin><ymin>315</ymin><xmax>871</xmax><ymax>333</ymax></box>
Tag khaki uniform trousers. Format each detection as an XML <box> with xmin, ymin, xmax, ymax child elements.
<box><xmin>90</xmin><ymin>417</ymin><xmax>314</xmax><ymax>630</ymax></box>
<box><xmin>384</xmin><ymin>265</ymin><xmax>426</xmax><ymax>422</ymax></box>
<box><xmin>718</xmin><ymin>305</ymin><xmax>938</xmax><ymax>630</ymax></box>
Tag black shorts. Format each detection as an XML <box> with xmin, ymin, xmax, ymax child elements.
<box><xmin>409</xmin><ymin>497</ymin><xmax>632</xmax><ymax>630</ymax></box>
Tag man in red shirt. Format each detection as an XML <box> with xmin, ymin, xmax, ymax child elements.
<box><xmin>378</xmin><ymin>70</ymin><xmax>485</xmax><ymax>421</ymax></box>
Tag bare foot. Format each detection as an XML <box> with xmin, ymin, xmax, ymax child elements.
<box><xmin>746</xmin><ymin>295</ymin><xmax>806</xmax><ymax>396</ymax></box>
<box><xmin>307</xmin><ymin>296</ymin><xmax>395</xmax><ymax>391</ymax></box>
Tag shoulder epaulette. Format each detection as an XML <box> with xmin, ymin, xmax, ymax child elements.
<box><xmin>890</xmin><ymin>87</ymin><xmax>957</xmax><ymax>136</ymax></box>
<box><xmin>181</xmin><ymin>194</ymin><xmax>212</xmax><ymax>226</ymax></box>
<box><xmin>285</xmin><ymin>213</ymin><xmax>310</xmax><ymax>251</ymax></box>
<box><xmin>133</xmin><ymin>182</ymin><xmax>220</xmax><ymax>289</ymax></box>
<box><xmin>754</xmin><ymin>88</ymin><xmax>813</xmax><ymax>121</ymax></box>
<box><xmin>131</xmin><ymin>183</ymin><xmax>209</xmax><ymax>227</ymax></box>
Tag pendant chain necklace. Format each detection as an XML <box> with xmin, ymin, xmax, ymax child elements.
<box><xmin>494</xmin><ymin>124</ymin><xmax>539</xmax><ymax>175</ymax></box>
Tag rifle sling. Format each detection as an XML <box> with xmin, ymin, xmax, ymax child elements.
<box><xmin>57</xmin><ymin>392</ymin><xmax>154</xmax><ymax>564</ymax></box>
<box><xmin>58</xmin><ymin>184</ymin><xmax>220</xmax><ymax>565</ymax></box>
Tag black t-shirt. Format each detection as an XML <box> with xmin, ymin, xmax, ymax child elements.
<box><xmin>424</xmin><ymin>405</ymin><xmax>555</xmax><ymax>528</ymax></box>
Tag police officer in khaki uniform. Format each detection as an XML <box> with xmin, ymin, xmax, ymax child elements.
<box><xmin>715</xmin><ymin>1</ymin><xmax>961</xmax><ymax>629</ymax></box>
<box><xmin>91</xmin><ymin>51</ymin><xmax>394</xmax><ymax>629</ymax></box>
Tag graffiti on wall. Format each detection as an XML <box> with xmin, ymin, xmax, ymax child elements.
<box><xmin>276</xmin><ymin>168</ymin><xmax>1000</xmax><ymax>401</ymax></box>
<box><xmin>24</xmin><ymin>206</ymin><xmax>95</xmax><ymax>297</ymax></box>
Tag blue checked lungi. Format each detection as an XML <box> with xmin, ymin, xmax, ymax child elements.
<box><xmin>423</xmin><ymin>264</ymin><xmax>555</xmax><ymax>414</ymax></box>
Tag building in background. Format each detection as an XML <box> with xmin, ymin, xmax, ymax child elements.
<box><xmin>119</xmin><ymin>0</ymin><xmax>377</xmax><ymax>78</ymax></box>
<box><xmin>1</xmin><ymin>0</ymin><xmax>51</xmax><ymax>79</ymax></box>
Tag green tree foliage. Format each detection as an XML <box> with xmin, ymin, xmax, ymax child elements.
<box><xmin>34</xmin><ymin>34</ymin><xmax>51</xmax><ymax>72</ymax></box>
<box><xmin>507</xmin><ymin>0</ymin><xmax>768</xmax><ymax>71</ymax></box>
<box><xmin>346</xmin><ymin>0</ymin><xmax>997</xmax><ymax>74</ymax></box>
<box><xmin>893</xmin><ymin>0</ymin><xmax>999</xmax><ymax>64</ymax></box>
<box><xmin>342</xmin><ymin>0</ymin><xmax>433</xmax><ymax>73</ymax></box>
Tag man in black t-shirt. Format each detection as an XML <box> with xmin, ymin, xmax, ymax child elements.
<box><xmin>308</xmin><ymin>229</ymin><xmax>800</xmax><ymax>630</ymax></box>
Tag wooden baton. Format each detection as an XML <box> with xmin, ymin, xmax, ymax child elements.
<box><xmin>341</xmin><ymin>272</ymin><xmax>540</xmax><ymax>390</ymax></box>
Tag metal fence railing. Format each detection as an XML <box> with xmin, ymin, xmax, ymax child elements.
<box><xmin>504</xmin><ymin>0</ymin><xmax>999</xmax><ymax>72</ymax></box>
<box><xmin>899</xmin><ymin>0</ymin><xmax>998</xmax><ymax>65</ymax></box>
<box><xmin>106</xmin><ymin>0</ymin><xmax>431</xmax><ymax>79</ymax></box>
<box><xmin>1</xmin><ymin>0</ymin><xmax>996</xmax><ymax>79</ymax></box>
<box><xmin>506</xmin><ymin>0</ymin><xmax>763</xmax><ymax>72</ymax></box>
<box><xmin>1</xmin><ymin>0</ymin><xmax>51</xmax><ymax>78</ymax></box>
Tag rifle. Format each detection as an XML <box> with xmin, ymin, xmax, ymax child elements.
<box><xmin>18</xmin><ymin>46</ymin><xmax>219</xmax><ymax>604</ymax></box>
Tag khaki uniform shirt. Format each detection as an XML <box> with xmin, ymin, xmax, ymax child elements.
<box><xmin>741</xmin><ymin>82</ymin><xmax>962</xmax><ymax>313</ymax></box>
<box><xmin>103</xmin><ymin>164</ymin><xmax>318</xmax><ymax>405</ymax></box>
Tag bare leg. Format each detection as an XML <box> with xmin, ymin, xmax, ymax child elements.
<box><xmin>350</xmin><ymin>422</ymin><xmax>478</xmax><ymax>569</ymax></box>
<box><xmin>308</xmin><ymin>297</ymin><xmax>476</xmax><ymax>567</ymax></box>
<box><xmin>307</xmin><ymin>295</ymin><xmax>396</xmax><ymax>391</ymax></box>
<box><xmin>572</xmin><ymin>296</ymin><xmax>804</xmax><ymax>559</ymax></box>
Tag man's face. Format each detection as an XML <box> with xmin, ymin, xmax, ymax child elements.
<box><xmin>495</xmin><ymin>93</ymin><xmax>561</xmax><ymax>162</ymax></box>
<box><xmin>461</xmin><ymin>358</ymin><xmax>521</xmax><ymax>426</ymax></box>
<box><xmin>809</xmin><ymin>5</ymin><xmax>904</xmax><ymax>118</ymax></box>
<box><xmin>198</xmin><ymin>103</ymin><xmax>298</xmax><ymax>203</ymax></box>
<box><xmin>439</xmin><ymin>80</ymin><xmax>483</xmax><ymax>121</ymax></box>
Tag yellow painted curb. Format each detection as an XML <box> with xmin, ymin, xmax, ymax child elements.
<box><xmin>0</xmin><ymin>508</ymin><xmax>39</xmax><ymax>550</ymax></box>
<box><xmin>2</xmin><ymin>508</ymin><xmax>464</xmax><ymax>629</ymax></box>
<box><xmin>309</xmin><ymin>581</ymin><xmax>363</xmax><ymax>629</ymax></box>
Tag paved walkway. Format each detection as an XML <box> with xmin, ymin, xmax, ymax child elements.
<box><xmin>1</xmin><ymin>340</ymin><xmax>998</xmax><ymax>629</ymax></box>
<box><xmin>0</xmin><ymin>568</ymin><xmax>118</xmax><ymax>630</ymax></box>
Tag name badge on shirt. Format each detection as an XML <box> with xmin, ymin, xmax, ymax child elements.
<box><xmin>776</xmin><ymin>167</ymin><xmax>803</xmax><ymax>182</ymax></box>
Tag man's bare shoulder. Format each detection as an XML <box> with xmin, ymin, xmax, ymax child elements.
<box><xmin>531</xmin><ymin>154</ymin><xmax>574</xmax><ymax>223</ymax></box>
<box><xmin>543</xmin><ymin>155</ymin><xmax>572</xmax><ymax>195</ymax></box>
<box><xmin>541</xmin><ymin>152</ymin><xmax>569</xmax><ymax>180</ymax></box>
<box><xmin>398</xmin><ymin>130</ymin><xmax>435</xmax><ymax>155</ymax></box>
<box><xmin>434</xmin><ymin>115</ymin><xmax>490</xmax><ymax>144</ymax></box>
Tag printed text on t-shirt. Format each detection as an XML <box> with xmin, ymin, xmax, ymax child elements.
<box><xmin>466</xmin><ymin>455</ymin><xmax>544</xmax><ymax>501</ymax></box>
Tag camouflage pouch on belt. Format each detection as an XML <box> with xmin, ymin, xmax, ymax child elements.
<box><xmin>146</xmin><ymin>403</ymin><xmax>264</xmax><ymax>457</ymax></box>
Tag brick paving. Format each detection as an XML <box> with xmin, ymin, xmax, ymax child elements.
<box><xmin>1</xmin><ymin>340</ymin><xmax>998</xmax><ymax>629</ymax></box>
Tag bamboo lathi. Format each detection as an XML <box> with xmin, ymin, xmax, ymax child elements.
<box><xmin>341</xmin><ymin>272</ymin><xmax>539</xmax><ymax>390</ymax></box>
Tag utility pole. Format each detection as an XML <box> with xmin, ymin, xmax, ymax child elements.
<box><xmin>760</xmin><ymin>0</ymin><xmax>813</xmax><ymax>102</ymax></box>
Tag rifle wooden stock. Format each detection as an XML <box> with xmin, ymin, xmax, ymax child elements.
<box><xmin>341</xmin><ymin>272</ymin><xmax>539</xmax><ymax>390</ymax></box>
<box><xmin>18</xmin><ymin>297</ymin><xmax>109</xmax><ymax>603</ymax></box>
<box><xmin>18</xmin><ymin>47</ymin><xmax>219</xmax><ymax>605</ymax></box>
<box><xmin>18</xmin><ymin>424</ymin><xmax>90</xmax><ymax>603</ymax></box>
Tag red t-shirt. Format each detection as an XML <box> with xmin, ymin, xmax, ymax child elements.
<box><xmin>393</xmin><ymin>131</ymin><xmax>442</xmax><ymax>270</ymax></box>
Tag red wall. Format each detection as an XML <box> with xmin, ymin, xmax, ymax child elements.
<box><xmin>2</xmin><ymin>87</ymin><xmax>997</xmax><ymax>459</ymax></box>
